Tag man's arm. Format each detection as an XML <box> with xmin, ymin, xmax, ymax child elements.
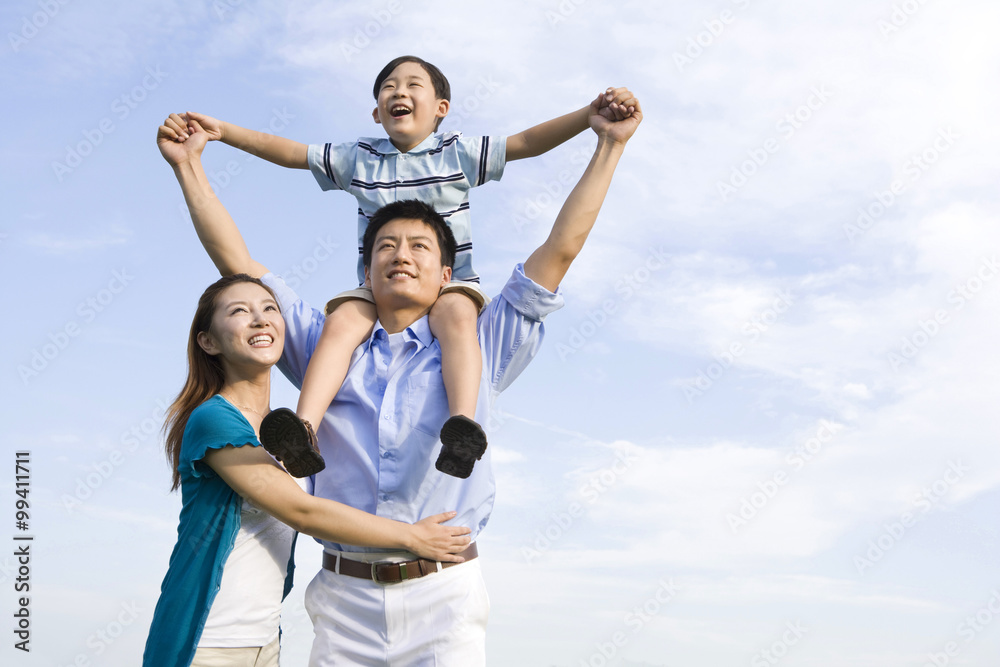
<box><xmin>522</xmin><ymin>93</ymin><xmax>642</xmax><ymax>292</ymax></box>
<box><xmin>505</xmin><ymin>87</ymin><xmax>636</xmax><ymax>162</ymax></box>
<box><xmin>172</xmin><ymin>111</ymin><xmax>309</xmax><ymax>170</ymax></box>
<box><xmin>157</xmin><ymin>113</ymin><xmax>269</xmax><ymax>277</ymax></box>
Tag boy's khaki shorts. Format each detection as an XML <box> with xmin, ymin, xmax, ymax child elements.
<box><xmin>324</xmin><ymin>281</ymin><xmax>490</xmax><ymax>316</ymax></box>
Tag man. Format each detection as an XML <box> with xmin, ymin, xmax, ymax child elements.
<box><xmin>158</xmin><ymin>90</ymin><xmax>641</xmax><ymax>666</ymax></box>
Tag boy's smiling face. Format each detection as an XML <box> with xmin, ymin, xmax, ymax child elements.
<box><xmin>372</xmin><ymin>61</ymin><xmax>450</xmax><ymax>153</ymax></box>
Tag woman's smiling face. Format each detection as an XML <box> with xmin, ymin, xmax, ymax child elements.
<box><xmin>198</xmin><ymin>281</ymin><xmax>284</xmax><ymax>371</ymax></box>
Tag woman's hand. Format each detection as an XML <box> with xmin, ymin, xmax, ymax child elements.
<box><xmin>406</xmin><ymin>512</ymin><xmax>472</xmax><ymax>562</ymax></box>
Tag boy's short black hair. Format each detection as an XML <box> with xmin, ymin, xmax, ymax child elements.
<box><xmin>362</xmin><ymin>200</ymin><xmax>457</xmax><ymax>270</ymax></box>
<box><xmin>373</xmin><ymin>56</ymin><xmax>451</xmax><ymax>102</ymax></box>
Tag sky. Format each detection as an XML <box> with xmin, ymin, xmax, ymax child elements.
<box><xmin>3</xmin><ymin>0</ymin><xmax>1000</xmax><ymax>665</ymax></box>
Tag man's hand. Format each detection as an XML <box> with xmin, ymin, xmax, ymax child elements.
<box><xmin>156</xmin><ymin>113</ymin><xmax>209</xmax><ymax>167</ymax></box>
<box><xmin>590</xmin><ymin>90</ymin><xmax>642</xmax><ymax>145</ymax></box>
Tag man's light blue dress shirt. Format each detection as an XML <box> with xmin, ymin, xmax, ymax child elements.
<box><xmin>263</xmin><ymin>263</ymin><xmax>563</xmax><ymax>553</ymax></box>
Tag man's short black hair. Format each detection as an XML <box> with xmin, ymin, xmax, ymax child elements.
<box><xmin>362</xmin><ymin>200</ymin><xmax>457</xmax><ymax>270</ymax></box>
<box><xmin>373</xmin><ymin>56</ymin><xmax>451</xmax><ymax>101</ymax></box>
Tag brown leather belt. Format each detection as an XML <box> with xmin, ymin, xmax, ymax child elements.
<box><xmin>322</xmin><ymin>543</ymin><xmax>478</xmax><ymax>585</ymax></box>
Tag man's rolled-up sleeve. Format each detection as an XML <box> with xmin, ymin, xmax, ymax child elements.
<box><xmin>478</xmin><ymin>263</ymin><xmax>564</xmax><ymax>394</ymax></box>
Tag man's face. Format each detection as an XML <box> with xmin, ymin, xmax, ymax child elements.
<box><xmin>372</xmin><ymin>61</ymin><xmax>449</xmax><ymax>152</ymax></box>
<box><xmin>364</xmin><ymin>218</ymin><xmax>452</xmax><ymax>311</ymax></box>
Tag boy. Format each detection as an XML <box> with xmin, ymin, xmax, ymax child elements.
<box><xmin>179</xmin><ymin>56</ymin><xmax>635</xmax><ymax>478</ymax></box>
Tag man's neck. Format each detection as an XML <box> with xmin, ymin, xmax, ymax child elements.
<box><xmin>376</xmin><ymin>303</ymin><xmax>431</xmax><ymax>334</ymax></box>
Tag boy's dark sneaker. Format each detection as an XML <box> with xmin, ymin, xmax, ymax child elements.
<box><xmin>259</xmin><ymin>408</ymin><xmax>325</xmax><ymax>478</ymax></box>
<box><xmin>435</xmin><ymin>415</ymin><xmax>488</xmax><ymax>479</ymax></box>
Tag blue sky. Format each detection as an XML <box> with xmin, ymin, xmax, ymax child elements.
<box><xmin>4</xmin><ymin>1</ymin><xmax>1000</xmax><ymax>665</ymax></box>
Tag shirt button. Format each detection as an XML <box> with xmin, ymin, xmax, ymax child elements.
<box><xmin>383</xmin><ymin>414</ymin><xmax>392</xmax><ymax>421</ymax></box>
<box><xmin>380</xmin><ymin>494</ymin><xmax>389</xmax><ymax>502</ymax></box>
<box><xmin>381</xmin><ymin>451</ymin><xmax>392</xmax><ymax>459</ymax></box>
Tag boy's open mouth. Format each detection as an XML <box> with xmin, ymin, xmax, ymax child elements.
<box><xmin>390</xmin><ymin>105</ymin><xmax>411</xmax><ymax>118</ymax></box>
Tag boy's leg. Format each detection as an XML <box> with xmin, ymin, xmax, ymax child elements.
<box><xmin>260</xmin><ymin>293</ymin><xmax>375</xmax><ymax>478</ymax></box>
<box><xmin>298</xmin><ymin>297</ymin><xmax>376</xmax><ymax>426</ymax></box>
<box><xmin>428</xmin><ymin>291</ymin><xmax>482</xmax><ymax>421</ymax></box>
<box><xmin>429</xmin><ymin>290</ymin><xmax>487</xmax><ymax>478</ymax></box>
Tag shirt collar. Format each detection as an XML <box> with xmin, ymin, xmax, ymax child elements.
<box><xmin>367</xmin><ymin>315</ymin><xmax>435</xmax><ymax>351</ymax></box>
<box><xmin>368</xmin><ymin>132</ymin><xmax>444</xmax><ymax>156</ymax></box>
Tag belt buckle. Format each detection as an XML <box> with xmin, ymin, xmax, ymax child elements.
<box><xmin>370</xmin><ymin>560</ymin><xmax>406</xmax><ymax>585</ymax></box>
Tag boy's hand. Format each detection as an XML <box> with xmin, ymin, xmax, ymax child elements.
<box><xmin>157</xmin><ymin>113</ymin><xmax>210</xmax><ymax>166</ymax></box>
<box><xmin>597</xmin><ymin>87</ymin><xmax>638</xmax><ymax>120</ymax></box>
<box><xmin>589</xmin><ymin>91</ymin><xmax>642</xmax><ymax>145</ymax></box>
<box><xmin>181</xmin><ymin>111</ymin><xmax>225</xmax><ymax>142</ymax></box>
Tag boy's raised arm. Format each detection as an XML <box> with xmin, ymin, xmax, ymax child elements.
<box><xmin>505</xmin><ymin>87</ymin><xmax>637</xmax><ymax>162</ymax></box>
<box><xmin>177</xmin><ymin>111</ymin><xmax>309</xmax><ymax>170</ymax></box>
<box><xmin>522</xmin><ymin>94</ymin><xmax>642</xmax><ymax>292</ymax></box>
<box><xmin>157</xmin><ymin>113</ymin><xmax>270</xmax><ymax>278</ymax></box>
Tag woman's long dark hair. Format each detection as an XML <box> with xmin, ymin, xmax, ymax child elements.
<box><xmin>162</xmin><ymin>274</ymin><xmax>278</xmax><ymax>491</ymax></box>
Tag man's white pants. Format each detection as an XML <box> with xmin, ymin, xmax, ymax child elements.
<box><xmin>304</xmin><ymin>553</ymin><xmax>489</xmax><ymax>666</ymax></box>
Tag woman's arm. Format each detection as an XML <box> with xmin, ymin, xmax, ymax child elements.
<box><xmin>157</xmin><ymin>114</ymin><xmax>270</xmax><ymax>279</ymax></box>
<box><xmin>203</xmin><ymin>445</ymin><xmax>471</xmax><ymax>561</ymax></box>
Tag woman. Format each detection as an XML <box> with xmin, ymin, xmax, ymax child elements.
<box><xmin>142</xmin><ymin>273</ymin><xmax>470</xmax><ymax>666</ymax></box>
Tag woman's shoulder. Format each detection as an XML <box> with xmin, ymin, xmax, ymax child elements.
<box><xmin>187</xmin><ymin>394</ymin><xmax>238</xmax><ymax>427</ymax></box>
<box><xmin>183</xmin><ymin>396</ymin><xmax>255</xmax><ymax>449</ymax></box>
